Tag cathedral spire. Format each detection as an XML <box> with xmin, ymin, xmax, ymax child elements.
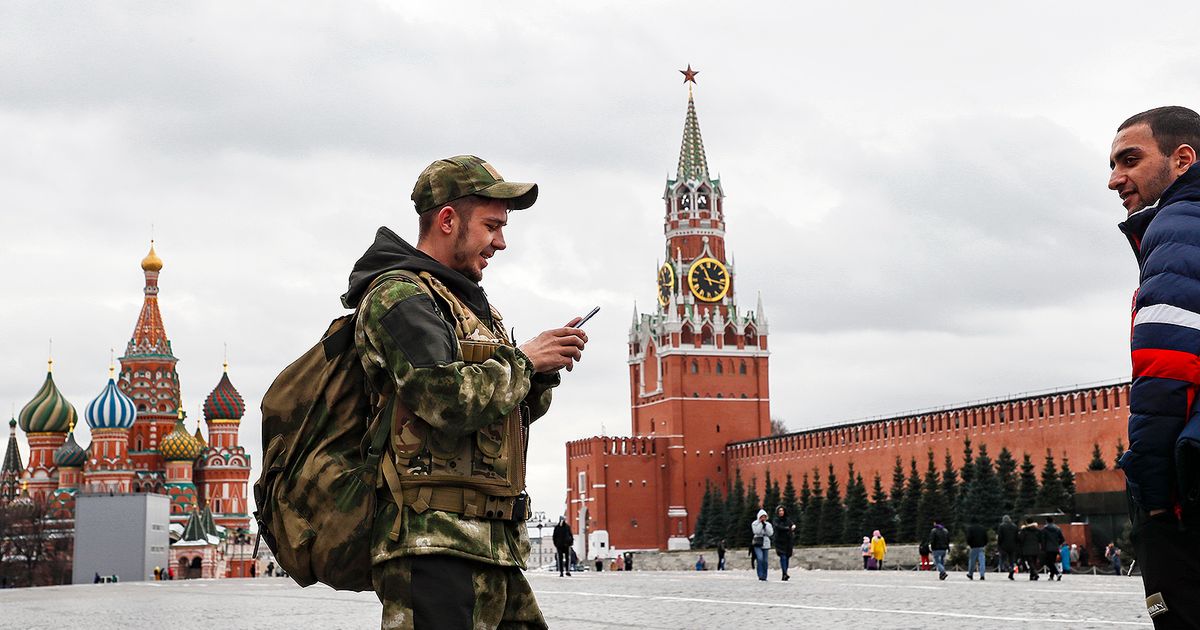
<box><xmin>676</xmin><ymin>66</ymin><xmax>709</xmax><ymax>182</ymax></box>
<box><xmin>125</xmin><ymin>241</ymin><xmax>174</xmax><ymax>358</ymax></box>
<box><xmin>2</xmin><ymin>417</ymin><xmax>24</xmax><ymax>502</ymax></box>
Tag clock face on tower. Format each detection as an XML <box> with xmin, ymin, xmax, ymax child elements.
<box><xmin>688</xmin><ymin>257</ymin><xmax>730</xmax><ymax>302</ymax></box>
<box><xmin>657</xmin><ymin>263</ymin><xmax>675</xmax><ymax>307</ymax></box>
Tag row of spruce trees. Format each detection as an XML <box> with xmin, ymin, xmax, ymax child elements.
<box><xmin>692</xmin><ymin>437</ymin><xmax>1123</xmax><ymax>549</ymax></box>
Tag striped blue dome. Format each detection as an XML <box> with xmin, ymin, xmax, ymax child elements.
<box><xmin>85</xmin><ymin>378</ymin><xmax>137</xmax><ymax>430</ymax></box>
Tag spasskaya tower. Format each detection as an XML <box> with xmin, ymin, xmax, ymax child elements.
<box><xmin>567</xmin><ymin>67</ymin><xmax>770</xmax><ymax>552</ymax></box>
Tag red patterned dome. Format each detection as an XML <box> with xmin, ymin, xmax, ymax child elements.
<box><xmin>203</xmin><ymin>368</ymin><xmax>245</xmax><ymax>421</ymax></box>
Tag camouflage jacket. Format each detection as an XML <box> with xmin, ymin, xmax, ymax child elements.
<box><xmin>355</xmin><ymin>264</ymin><xmax>559</xmax><ymax>568</ymax></box>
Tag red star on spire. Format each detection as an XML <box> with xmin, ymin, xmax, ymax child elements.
<box><xmin>680</xmin><ymin>64</ymin><xmax>699</xmax><ymax>84</ymax></box>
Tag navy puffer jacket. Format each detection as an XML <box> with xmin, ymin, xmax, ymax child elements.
<box><xmin>1118</xmin><ymin>164</ymin><xmax>1200</xmax><ymax>524</ymax></box>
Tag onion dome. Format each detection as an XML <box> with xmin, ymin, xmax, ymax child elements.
<box><xmin>53</xmin><ymin>425</ymin><xmax>87</xmax><ymax>468</ymax></box>
<box><xmin>19</xmin><ymin>363</ymin><xmax>78</xmax><ymax>433</ymax></box>
<box><xmin>203</xmin><ymin>366</ymin><xmax>245</xmax><ymax>421</ymax></box>
<box><xmin>160</xmin><ymin>415</ymin><xmax>201</xmax><ymax>461</ymax></box>
<box><xmin>12</xmin><ymin>486</ymin><xmax>35</xmax><ymax>515</ymax></box>
<box><xmin>85</xmin><ymin>371</ymin><xmax>137</xmax><ymax>430</ymax></box>
<box><xmin>141</xmin><ymin>241</ymin><xmax>163</xmax><ymax>272</ymax></box>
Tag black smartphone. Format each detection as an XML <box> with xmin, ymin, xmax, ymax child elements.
<box><xmin>572</xmin><ymin>306</ymin><xmax>600</xmax><ymax>328</ymax></box>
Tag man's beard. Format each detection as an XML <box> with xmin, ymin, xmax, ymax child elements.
<box><xmin>1136</xmin><ymin>162</ymin><xmax>1177</xmax><ymax>213</ymax></box>
<box><xmin>451</xmin><ymin>224</ymin><xmax>482</xmax><ymax>282</ymax></box>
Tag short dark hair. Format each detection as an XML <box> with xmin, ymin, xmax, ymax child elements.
<box><xmin>1119</xmin><ymin>106</ymin><xmax>1200</xmax><ymax>156</ymax></box>
<box><xmin>417</xmin><ymin>194</ymin><xmax>487</xmax><ymax>238</ymax></box>
<box><xmin>1045</xmin><ymin>515</ymin><xmax>1054</xmax><ymax>524</ymax></box>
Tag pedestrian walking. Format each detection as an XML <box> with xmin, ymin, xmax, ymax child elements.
<box><xmin>1018</xmin><ymin>518</ymin><xmax>1042</xmax><ymax>580</ymax></box>
<box><xmin>1109</xmin><ymin>106</ymin><xmax>1200</xmax><ymax>627</ymax></box>
<box><xmin>860</xmin><ymin>536</ymin><xmax>871</xmax><ymax>570</ymax></box>
<box><xmin>997</xmin><ymin>515</ymin><xmax>1019</xmax><ymax>578</ymax></box>
<box><xmin>929</xmin><ymin>520</ymin><xmax>950</xmax><ymax>580</ymax></box>
<box><xmin>918</xmin><ymin>540</ymin><xmax>932</xmax><ymax>571</ymax></box>
<box><xmin>1106</xmin><ymin>543</ymin><xmax>1122</xmax><ymax>576</ymax></box>
<box><xmin>750</xmin><ymin>509</ymin><xmax>774</xmax><ymax>581</ymax></box>
<box><xmin>553</xmin><ymin>516</ymin><xmax>574</xmax><ymax>577</ymax></box>
<box><xmin>1041</xmin><ymin>516</ymin><xmax>1065</xmax><ymax>582</ymax></box>
<box><xmin>267</xmin><ymin>561</ymin><xmax>275</xmax><ymax>577</ymax></box>
<box><xmin>771</xmin><ymin>505</ymin><xmax>796</xmax><ymax>581</ymax></box>
<box><xmin>717</xmin><ymin>539</ymin><xmax>727</xmax><ymax>570</ymax></box>
<box><xmin>869</xmin><ymin>530</ymin><xmax>887</xmax><ymax>571</ymax></box>
<box><xmin>965</xmin><ymin>522</ymin><xmax>988</xmax><ymax>581</ymax></box>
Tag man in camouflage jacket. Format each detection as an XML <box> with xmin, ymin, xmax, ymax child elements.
<box><xmin>341</xmin><ymin>156</ymin><xmax>588</xmax><ymax>629</ymax></box>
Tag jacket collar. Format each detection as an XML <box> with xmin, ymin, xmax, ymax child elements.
<box><xmin>1118</xmin><ymin>164</ymin><xmax>1200</xmax><ymax>262</ymax></box>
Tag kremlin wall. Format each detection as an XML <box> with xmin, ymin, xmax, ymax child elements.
<box><xmin>0</xmin><ymin>244</ymin><xmax>254</xmax><ymax>584</ymax></box>
<box><xmin>565</xmin><ymin>79</ymin><xmax>1129</xmax><ymax>554</ymax></box>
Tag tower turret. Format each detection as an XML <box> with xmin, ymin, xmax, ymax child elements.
<box><xmin>118</xmin><ymin>241</ymin><xmax>182</xmax><ymax>486</ymax></box>
<box><xmin>195</xmin><ymin>362</ymin><xmax>251</xmax><ymax>530</ymax></box>
<box><xmin>1</xmin><ymin>418</ymin><xmax>24</xmax><ymax>503</ymax></box>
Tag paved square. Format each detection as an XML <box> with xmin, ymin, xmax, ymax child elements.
<box><xmin>0</xmin><ymin>568</ymin><xmax>1152</xmax><ymax>629</ymax></box>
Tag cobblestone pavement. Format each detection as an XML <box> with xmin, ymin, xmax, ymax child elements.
<box><xmin>0</xmin><ymin>568</ymin><xmax>1152</xmax><ymax>629</ymax></box>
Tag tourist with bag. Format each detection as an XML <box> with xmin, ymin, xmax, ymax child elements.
<box><xmin>750</xmin><ymin>509</ymin><xmax>774</xmax><ymax>581</ymax></box>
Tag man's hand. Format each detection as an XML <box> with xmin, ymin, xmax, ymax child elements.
<box><xmin>520</xmin><ymin>317</ymin><xmax>588</xmax><ymax>373</ymax></box>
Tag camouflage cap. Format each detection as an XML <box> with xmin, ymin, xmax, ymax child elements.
<box><xmin>411</xmin><ymin>155</ymin><xmax>538</xmax><ymax>214</ymax></box>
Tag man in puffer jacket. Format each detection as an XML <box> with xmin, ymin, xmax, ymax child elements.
<box><xmin>1110</xmin><ymin>106</ymin><xmax>1200</xmax><ymax>629</ymax></box>
<box><xmin>749</xmin><ymin>509</ymin><xmax>774</xmax><ymax>581</ymax></box>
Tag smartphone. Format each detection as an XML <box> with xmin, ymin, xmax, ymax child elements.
<box><xmin>572</xmin><ymin>306</ymin><xmax>600</xmax><ymax>328</ymax></box>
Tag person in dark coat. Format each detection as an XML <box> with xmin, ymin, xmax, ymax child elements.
<box><xmin>1041</xmin><ymin>516</ymin><xmax>1065</xmax><ymax>581</ymax></box>
<box><xmin>929</xmin><ymin>520</ymin><xmax>951</xmax><ymax>580</ymax></box>
<box><xmin>716</xmin><ymin>539</ymin><xmax>727</xmax><ymax>570</ymax></box>
<box><xmin>552</xmin><ymin>516</ymin><xmax>574</xmax><ymax>577</ymax></box>
<box><xmin>997</xmin><ymin>515</ymin><xmax>1020</xmax><ymax>580</ymax></box>
<box><xmin>771</xmin><ymin>505</ymin><xmax>796</xmax><ymax>581</ymax></box>
<box><xmin>1018</xmin><ymin>518</ymin><xmax>1043</xmax><ymax>580</ymax></box>
<box><xmin>965</xmin><ymin>523</ymin><xmax>988</xmax><ymax>581</ymax></box>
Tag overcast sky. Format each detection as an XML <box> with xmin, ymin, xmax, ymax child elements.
<box><xmin>3</xmin><ymin>1</ymin><xmax>1195</xmax><ymax>520</ymax></box>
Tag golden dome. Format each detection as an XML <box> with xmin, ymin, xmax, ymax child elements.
<box><xmin>141</xmin><ymin>241</ymin><xmax>163</xmax><ymax>272</ymax></box>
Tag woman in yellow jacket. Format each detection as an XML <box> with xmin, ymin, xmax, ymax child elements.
<box><xmin>870</xmin><ymin>530</ymin><xmax>887</xmax><ymax>570</ymax></box>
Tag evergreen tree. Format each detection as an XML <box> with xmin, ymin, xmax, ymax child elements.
<box><xmin>965</xmin><ymin>444</ymin><xmax>1004</xmax><ymax>529</ymax></box>
<box><xmin>782</xmin><ymin>472</ymin><xmax>800</xmax><ymax>519</ymax></box>
<box><xmin>916</xmin><ymin>450</ymin><xmax>946</xmax><ymax>541</ymax></box>
<box><xmin>800</xmin><ymin>470</ymin><xmax>823</xmax><ymax>546</ymax></box>
<box><xmin>707</xmin><ymin>483</ymin><xmax>728</xmax><ymax>548</ymax></box>
<box><xmin>843</xmin><ymin>468</ymin><xmax>870</xmax><ymax>543</ymax></box>
<box><xmin>742</xmin><ymin>477</ymin><xmax>762</xmax><ymax>547</ymax></box>
<box><xmin>1038</xmin><ymin>450</ymin><xmax>1066</xmax><ymax>512</ymax></box>
<box><xmin>797</xmin><ymin>472</ymin><xmax>812</xmax><ymax>543</ymax></box>
<box><xmin>725</xmin><ymin>470</ymin><xmax>747</xmax><ymax>546</ymax></box>
<box><xmin>899</xmin><ymin>457</ymin><xmax>922</xmax><ymax>542</ymax></box>
<box><xmin>694</xmin><ymin>483</ymin><xmax>713</xmax><ymax>547</ymax></box>
<box><xmin>940</xmin><ymin>450</ymin><xmax>959</xmax><ymax>533</ymax></box>
<box><xmin>820</xmin><ymin>465</ymin><xmax>845</xmax><ymax>545</ymax></box>
<box><xmin>955</xmin><ymin>438</ymin><xmax>975</xmax><ymax>530</ymax></box>
<box><xmin>1088</xmin><ymin>443</ymin><xmax>1108</xmax><ymax>471</ymax></box>
<box><xmin>864</xmin><ymin>473</ymin><xmax>895</xmax><ymax>542</ymax></box>
<box><xmin>1059</xmin><ymin>456</ymin><xmax>1077</xmax><ymax>515</ymax></box>
<box><xmin>1115</xmin><ymin>439</ymin><xmax>1125</xmax><ymax>468</ymax></box>
<box><xmin>889</xmin><ymin>457</ymin><xmax>906</xmax><ymax>515</ymax></box>
<box><xmin>764</xmin><ymin>469</ymin><xmax>781</xmax><ymax>514</ymax></box>
<box><xmin>996</xmin><ymin>446</ymin><xmax>1018</xmax><ymax>517</ymax></box>
<box><xmin>1015</xmin><ymin>452</ymin><xmax>1038</xmax><ymax>519</ymax></box>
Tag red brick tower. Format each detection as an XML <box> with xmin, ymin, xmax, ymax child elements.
<box><xmin>118</xmin><ymin>242</ymin><xmax>181</xmax><ymax>492</ymax></box>
<box><xmin>628</xmin><ymin>71</ymin><xmax>771</xmax><ymax>548</ymax></box>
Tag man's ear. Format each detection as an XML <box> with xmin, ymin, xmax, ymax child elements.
<box><xmin>1176</xmin><ymin>144</ymin><xmax>1198</xmax><ymax>174</ymax></box>
<box><xmin>435</xmin><ymin>206</ymin><xmax>456</xmax><ymax>235</ymax></box>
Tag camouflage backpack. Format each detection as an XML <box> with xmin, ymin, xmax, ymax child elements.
<box><xmin>253</xmin><ymin>278</ymin><xmax>392</xmax><ymax>592</ymax></box>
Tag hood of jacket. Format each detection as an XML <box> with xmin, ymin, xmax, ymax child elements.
<box><xmin>756</xmin><ymin>509</ymin><xmax>769</xmax><ymax>520</ymax></box>
<box><xmin>340</xmin><ymin>226</ymin><xmax>493</xmax><ymax>326</ymax></box>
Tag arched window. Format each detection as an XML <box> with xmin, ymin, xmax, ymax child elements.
<box><xmin>716</xmin><ymin>362</ymin><xmax>723</xmax><ymax>375</ymax></box>
<box><xmin>690</xmin><ymin>360</ymin><xmax>698</xmax><ymax>374</ymax></box>
<box><xmin>739</xmin><ymin>361</ymin><xmax>747</xmax><ymax>375</ymax></box>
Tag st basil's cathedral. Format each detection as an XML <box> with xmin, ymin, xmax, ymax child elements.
<box><xmin>0</xmin><ymin>243</ymin><xmax>254</xmax><ymax>580</ymax></box>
